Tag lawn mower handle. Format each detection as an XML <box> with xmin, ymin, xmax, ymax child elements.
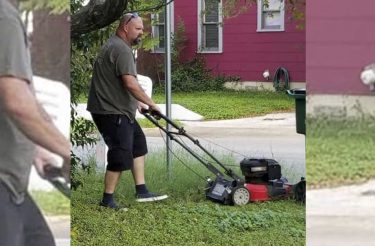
<box><xmin>141</xmin><ymin>109</ymin><xmax>243</xmax><ymax>182</ymax></box>
<box><xmin>141</xmin><ymin>109</ymin><xmax>180</xmax><ymax>128</ymax></box>
<box><xmin>43</xmin><ymin>164</ymin><xmax>71</xmax><ymax>199</ymax></box>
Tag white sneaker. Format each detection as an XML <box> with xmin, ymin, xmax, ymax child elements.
<box><xmin>136</xmin><ymin>192</ymin><xmax>169</xmax><ymax>202</ymax></box>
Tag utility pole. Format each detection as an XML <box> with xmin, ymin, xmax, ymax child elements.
<box><xmin>164</xmin><ymin>0</ymin><xmax>173</xmax><ymax>178</ymax></box>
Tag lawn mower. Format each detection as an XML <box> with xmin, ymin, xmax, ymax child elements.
<box><xmin>142</xmin><ymin>110</ymin><xmax>305</xmax><ymax>206</ymax></box>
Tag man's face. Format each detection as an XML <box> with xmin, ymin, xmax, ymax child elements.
<box><xmin>125</xmin><ymin>17</ymin><xmax>144</xmax><ymax>46</ymax></box>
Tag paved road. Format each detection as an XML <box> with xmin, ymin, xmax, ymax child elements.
<box><xmin>307</xmin><ymin>180</ymin><xmax>375</xmax><ymax>245</ymax></box>
<box><xmin>307</xmin><ymin>215</ymin><xmax>375</xmax><ymax>246</ymax></box>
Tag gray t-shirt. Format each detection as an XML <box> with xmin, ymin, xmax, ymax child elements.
<box><xmin>0</xmin><ymin>0</ymin><xmax>35</xmax><ymax>204</ymax></box>
<box><xmin>87</xmin><ymin>35</ymin><xmax>138</xmax><ymax>120</ymax></box>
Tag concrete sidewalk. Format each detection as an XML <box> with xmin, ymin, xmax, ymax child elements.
<box><xmin>307</xmin><ymin>180</ymin><xmax>375</xmax><ymax>245</ymax></box>
<box><xmin>75</xmin><ymin>102</ymin><xmax>297</xmax><ymax>129</ymax></box>
<box><xmin>75</xmin><ymin>103</ymin><xmax>204</xmax><ymax>121</ymax></box>
<box><xmin>45</xmin><ymin>215</ymin><xmax>70</xmax><ymax>246</ymax></box>
<box><xmin>76</xmin><ymin>103</ymin><xmax>296</xmax><ymax>126</ymax></box>
<box><xmin>307</xmin><ymin>180</ymin><xmax>375</xmax><ymax>217</ymax></box>
<box><xmin>181</xmin><ymin>112</ymin><xmax>296</xmax><ymax>129</ymax></box>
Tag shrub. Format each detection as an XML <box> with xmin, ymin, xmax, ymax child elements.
<box><xmin>156</xmin><ymin>56</ymin><xmax>239</xmax><ymax>92</ymax></box>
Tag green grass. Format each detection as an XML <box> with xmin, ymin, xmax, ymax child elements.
<box><xmin>137</xmin><ymin>118</ymin><xmax>182</xmax><ymax>128</ymax></box>
<box><xmin>307</xmin><ymin>117</ymin><xmax>375</xmax><ymax>188</ymax></box>
<box><xmin>77</xmin><ymin>90</ymin><xmax>294</xmax><ymax>121</ymax></box>
<box><xmin>153</xmin><ymin>90</ymin><xmax>294</xmax><ymax>120</ymax></box>
<box><xmin>31</xmin><ymin>190</ymin><xmax>70</xmax><ymax>215</ymax></box>
<box><xmin>72</xmin><ymin>151</ymin><xmax>305</xmax><ymax>246</ymax></box>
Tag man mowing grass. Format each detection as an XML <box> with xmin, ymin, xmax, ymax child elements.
<box><xmin>0</xmin><ymin>0</ymin><xmax>70</xmax><ymax>244</ymax></box>
<box><xmin>87</xmin><ymin>13</ymin><xmax>168</xmax><ymax>211</ymax></box>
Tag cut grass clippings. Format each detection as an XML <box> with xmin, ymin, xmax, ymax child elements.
<box><xmin>72</xmin><ymin>151</ymin><xmax>305</xmax><ymax>246</ymax></box>
<box><xmin>307</xmin><ymin>117</ymin><xmax>375</xmax><ymax>188</ymax></box>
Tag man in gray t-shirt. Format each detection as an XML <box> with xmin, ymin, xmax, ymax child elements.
<box><xmin>87</xmin><ymin>13</ymin><xmax>168</xmax><ymax>210</ymax></box>
<box><xmin>0</xmin><ymin>1</ymin><xmax>70</xmax><ymax>245</ymax></box>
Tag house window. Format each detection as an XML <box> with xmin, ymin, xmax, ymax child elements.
<box><xmin>257</xmin><ymin>0</ymin><xmax>285</xmax><ymax>32</ymax></box>
<box><xmin>151</xmin><ymin>3</ymin><xmax>174</xmax><ymax>53</ymax></box>
<box><xmin>151</xmin><ymin>12</ymin><xmax>165</xmax><ymax>52</ymax></box>
<box><xmin>198</xmin><ymin>0</ymin><xmax>223</xmax><ymax>53</ymax></box>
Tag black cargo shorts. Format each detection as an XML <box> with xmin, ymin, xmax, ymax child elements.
<box><xmin>0</xmin><ymin>182</ymin><xmax>55</xmax><ymax>246</ymax></box>
<box><xmin>92</xmin><ymin>114</ymin><xmax>148</xmax><ymax>171</ymax></box>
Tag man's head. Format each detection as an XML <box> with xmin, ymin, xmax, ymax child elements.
<box><xmin>117</xmin><ymin>13</ymin><xmax>144</xmax><ymax>46</ymax></box>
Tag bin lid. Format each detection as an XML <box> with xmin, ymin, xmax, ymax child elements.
<box><xmin>287</xmin><ymin>88</ymin><xmax>306</xmax><ymax>99</ymax></box>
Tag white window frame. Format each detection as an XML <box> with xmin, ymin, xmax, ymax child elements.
<box><xmin>257</xmin><ymin>0</ymin><xmax>285</xmax><ymax>32</ymax></box>
<box><xmin>197</xmin><ymin>0</ymin><xmax>223</xmax><ymax>53</ymax></box>
<box><xmin>151</xmin><ymin>3</ymin><xmax>174</xmax><ymax>53</ymax></box>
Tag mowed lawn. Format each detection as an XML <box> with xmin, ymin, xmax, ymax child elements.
<box><xmin>78</xmin><ymin>90</ymin><xmax>294</xmax><ymax>128</ymax></box>
<box><xmin>307</xmin><ymin>117</ymin><xmax>375</xmax><ymax>188</ymax></box>
<box><xmin>31</xmin><ymin>190</ymin><xmax>70</xmax><ymax>215</ymax></box>
<box><xmin>71</xmin><ymin>152</ymin><xmax>305</xmax><ymax>246</ymax></box>
<box><xmin>153</xmin><ymin>90</ymin><xmax>294</xmax><ymax>120</ymax></box>
<box><xmin>72</xmin><ymin>89</ymin><xmax>301</xmax><ymax>245</ymax></box>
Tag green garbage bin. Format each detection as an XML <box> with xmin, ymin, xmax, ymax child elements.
<box><xmin>287</xmin><ymin>88</ymin><xmax>306</xmax><ymax>135</ymax></box>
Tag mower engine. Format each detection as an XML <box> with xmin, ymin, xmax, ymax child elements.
<box><xmin>230</xmin><ymin>158</ymin><xmax>305</xmax><ymax>205</ymax></box>
<box><xmin>204</xmin><ymin>158</ymin><xmax>305</xmax><ymax>206</ymax></box>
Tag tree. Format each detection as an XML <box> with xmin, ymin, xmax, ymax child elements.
<box><xmin>71</xmin><ymin>0</ymin><xmax>128</xmax><ymax>38</ymax></box>
<box><xmin>19</xmin><ymin>0</ymin><xmax>69</xmax><ymax>14</ymax></box>
<box><xmin>12</xmin><ymin>0</ymin><xmax>70</xmax><ymax>85</ymax></box>
<box><xmin>71</xmin><ymin>0</ymin><xmax>304</xmax><ymax>38</ymax></box>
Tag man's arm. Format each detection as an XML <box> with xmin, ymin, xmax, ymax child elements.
<box><xmin>0</xmin><ymin>76</ymin><xmax>70</xmax><ymax>160</ymax></box>
<box><xmin>122</xmin><ymin>74</ymin><xmax>161</xmax><ymax>113</ymax></box>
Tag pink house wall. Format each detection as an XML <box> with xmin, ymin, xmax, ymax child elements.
<box><xmin>307</xmin><ymin>0</ymin><xmax>375</xmax><ymax>95</ymax></box>
<box><xmin>173</xmin><ymin>1</ymin><xmax>198</xmax><ymax>61</ymax></box>
<box><xmin>173</xmin><ymin>2</ymin><xmax>305</xmax><ymax>82</ymax></box>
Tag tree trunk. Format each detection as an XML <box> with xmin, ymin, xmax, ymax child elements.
<box><xmin>71</xmin><ymin>0</ymin><xmax>128</xmax><ymax>38</ymax></box>
<box><xmin>30</xmin><ymin>10</ymin><xmax>70</xmax><ymax>85</ymax></box>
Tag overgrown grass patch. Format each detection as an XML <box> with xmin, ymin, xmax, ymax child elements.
<box><xmin>31</xmin><ymin>190</ymin><xmax>70</xmax><ymax>215</ymax></box>
<box><xmin>72</xmin><ymin>151</ymin><xmax>305</xmax><ymax>246</ymax></box>
<box><xmin>307</xmin><ymin>117</ymin><xmax>375</xmax><ymax>188</ymax></box>
<box><xmin>153</xmin><ymin>90</ymin><xmax>294</xmax><ymax>120</ymax></box>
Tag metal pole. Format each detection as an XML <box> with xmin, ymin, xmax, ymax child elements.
<box><xmin>164</xmin><ymin>0</ymin><xmax>172</xmax><ymax>179</ymax></box>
